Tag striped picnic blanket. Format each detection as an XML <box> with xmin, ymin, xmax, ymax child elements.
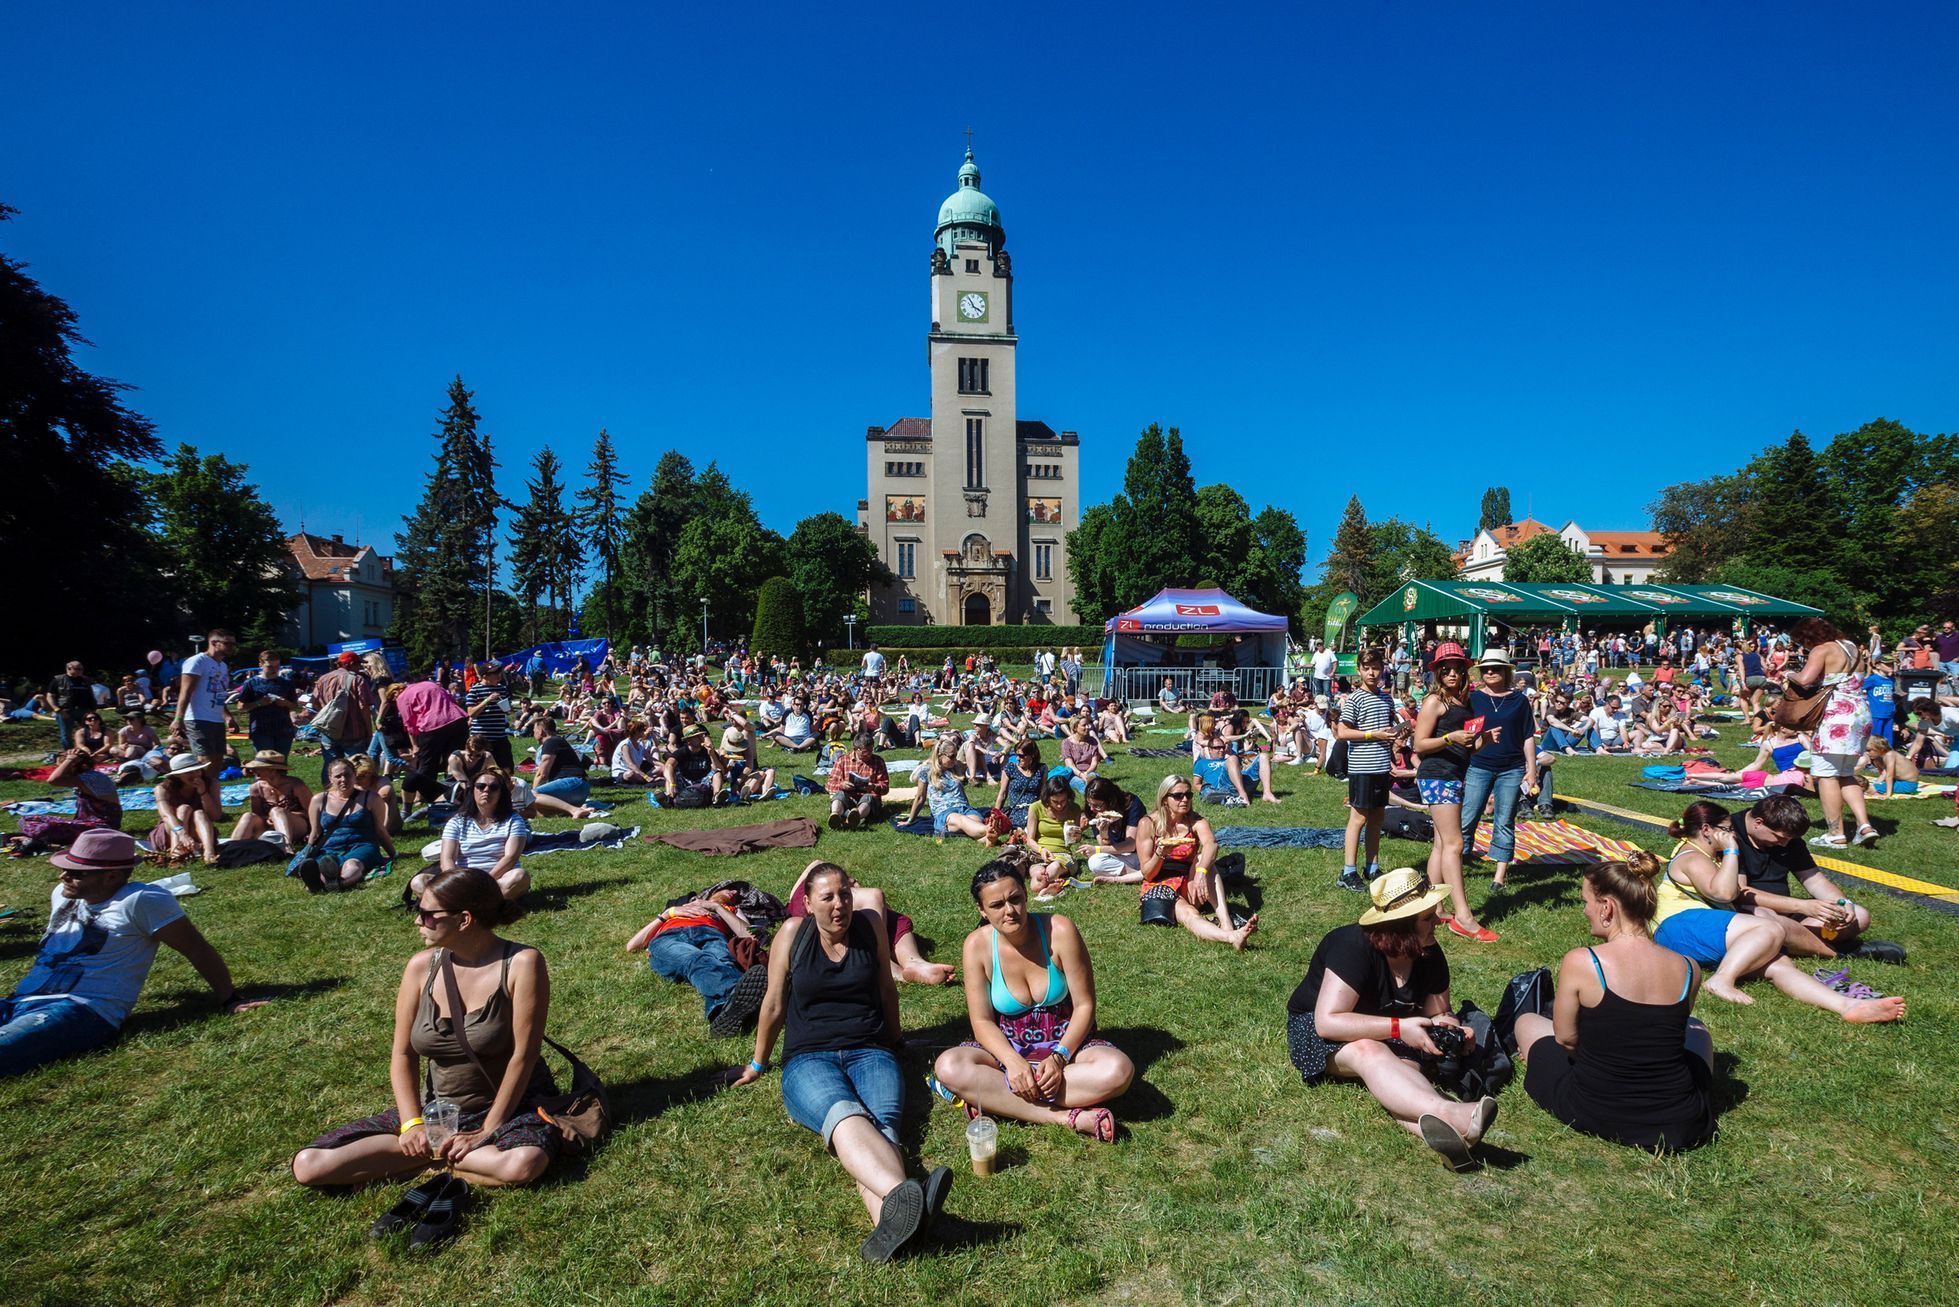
<box><xmin>1474</xmin><ymin>819</ymin><xmax>1646</xmax><ymax>866</ymax></box>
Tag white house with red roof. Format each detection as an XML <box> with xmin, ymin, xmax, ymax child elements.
<box><xmin>280</xmin><ymin>532</ymin><xmax>396</xmax><ymax>651</ymax></box>
<box><xmin>1456</xmin><ymin>519</ymin><xmax>1671</xmax><ymax>585</ymax></box>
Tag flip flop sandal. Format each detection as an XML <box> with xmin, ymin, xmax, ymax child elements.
<box><xmin>406</xmin><ymin>1176</ymin><xmax>471</xmax><ymax>1250</ymax></box>
<box><xmin>859</xmin><ymin>1178</ymin><xmax>926</xmax><ymax>1264</ymax></box>
<box><xmin>1811</xmin><ymin>968</ymin><xmax>1852</xmax><ymax>990</ymax></box>
<box><xmin>1469</xmin><ymin>1095</ymin><xmax>1500</xmax><ymax>1145</ymax></box>
<box><xmin>1067</xmin><ymin>1107</ymin><xmax>1117</xmax><ymax>1143</ymax></box>
<box><xmin>1838</xmin><ymin>981</ymin><xmax>1884</xmax><ymax>1001</ymax></box>
<box><xmin>1419</xmin><ymin>1113</ymin><xmax>1476</xmax><ymax>1172</ymax></box>
<box><xmin>922</xmin><ymin>1165</ymin><xmax>954</xmax><ymax>1234</ymax></box>
<box><xmin>369</xmin><ymin>1173</ymin><xmax>450</xmax><ymax>1238</ymax></box>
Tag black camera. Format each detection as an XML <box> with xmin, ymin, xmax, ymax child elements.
<box><xmin>1427</xmin><ymin>1023</ymin><xmax>1467</xmax><ymax>1058</ymax></box>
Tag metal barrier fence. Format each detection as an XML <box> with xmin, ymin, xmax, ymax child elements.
<box><xmin>1101</xmin><ymin>665</ymin><xmax>1289</xmax><ymax>706</ymax></box>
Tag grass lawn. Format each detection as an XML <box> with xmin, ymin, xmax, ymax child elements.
<box><xmin>1</xmin><ymin>706</ymin><xmax>1955</xmax><ymax>1306</ymax></box>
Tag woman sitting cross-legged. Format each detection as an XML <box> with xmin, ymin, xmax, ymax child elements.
<box><xmin>290</xmin><ymin>868</ymin><xmax>563</xmax><ymax>1246</ymax></box>
<box><xmin>1285</xmin><ymin>867</ymin><xmax>1497</xmax><ymax>1171</ymax></box>
<box><xmin>1128</xmin><ymin>774</ymin><xmax>1257</xmax><ymax>950</ymax></box>
<box><xmin>932</xmin><ymin>861</ymin><xmax>1133</xmax><ymax>1143</ymax></box>
<box><xmin>298</xmin><ymin>757</ymin><xmax>395</xmax><ymax>893</ymax></box>
<box><xmin>1514</xmin><ymin>858</ymin><xmax>1717</xmax><ymax>1152</ymax></box>
<box><xmin>233</xmin><ymin>751</ymin><xmax>313</xmax><ymax>848</ymax></box>
<box><xmin>1025</xmin><ymin>774</ymin><xmax>1083</xmax><ymax>900</ymax></box>
<box><xmin>731</xmin><ymin>862</ymin><xmax>954</xmax><ymax>1263</ymax></box>
<box><xmin>408</xmin><ymin>769</ymin><xmax>531</xmax><ymax>907</ymax></box>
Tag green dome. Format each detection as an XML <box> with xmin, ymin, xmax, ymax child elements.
<box><xmin>936</xmin><ymin>148</ymin><xmax>1004</xmax><ymax>257</ymax></box>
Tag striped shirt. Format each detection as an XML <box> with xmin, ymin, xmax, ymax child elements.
<box><xmin>466</xmin><ymin>684</ymin><xmax>510</xmax><ymax>739</ymax></box>
<box><xmin>1339</xmin><ymin>687</ymin><xmax>1396</xmax><ymax>775</ymax></box>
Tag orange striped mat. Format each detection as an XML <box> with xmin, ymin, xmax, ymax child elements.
<box><xmin>1472</xmin><ymin>819</ymin><xmax>1647</xmax><ymax>865</ymax></box>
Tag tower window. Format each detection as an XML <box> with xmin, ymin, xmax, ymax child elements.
<box><xmin>958</xmin><ymin>357</ymin><xmax>990</xmax><ymax>394</ymax></box>
<box><xmin>965</xmin><ymin>418</ymin><xmax>984</xmax><ymax>489</ymax></box>
<box><xmin>1034</xmin><ymin>542</ymin><xmax>1054</xmax><ymax>581</ymax></box>
<box><xmin>884</xmin><ymin>460</ymin><xmax>924</xmax><ymax>477</ymax></box>
<box><xmin>965</xmin><ymin>259</ymin><xmax>979</xmax><ymax>273</ymax></box>
<box><xmin>895</xmin><ymin>541</ymin><xmax>917</xmax><ymax>579</ymax></box>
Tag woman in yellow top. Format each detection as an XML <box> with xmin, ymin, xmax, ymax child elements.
<box><xmin>1656</xmin><ymin>802</ymin><xmax>1904</xmax><ymax>1022</ymax></box>
<box><xmin>1025</xmin><ymin>775</ymin><xmax>1082</xmax><ymax>900</ymax></box>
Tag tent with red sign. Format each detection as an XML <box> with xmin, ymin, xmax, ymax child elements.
<box><xmin>1099</xmin><ymin>588</ymin><xmax>1291</xmax><ymax>703</ymax></box>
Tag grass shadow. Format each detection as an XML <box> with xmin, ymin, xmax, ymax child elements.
<box><xmin>1473</xmin><ymin>1142</ymin><xmax>1530</xmax><ymax>1170</ymax></box>
<box><xmin>927</xmin><ymin>1215</ymin><xmax>1022</xmax><ymax>1251</ymax></box>
<box><xmin>1476</xmin><ymin>872</ymin><xmax>1581</xmax><ymax>926</ymax></box>
<box><xmin>124</xmin><ymin>976</ymin><xmax>350</xmax><ymax>1038</ymax></box>
<box><xmin>1711</xmin><ymin>1051</ymin><xmax>1750</xmax><ymax>1115</ymax></box>
<box><xmin>522</xmin><ymin>876</ymin><xmax>633</xmax><ymax>912</ymax></box>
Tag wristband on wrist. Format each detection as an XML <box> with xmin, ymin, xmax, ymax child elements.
<box><xmin>398</xmin><ymin>1117</ymin><xmax>424</xmax><ymax>1134</ymax></box>
<box><xmin>1053</xmin><ymin>1043</ymin><xmax>1072</xmax><ymax>1063</ymax></box>
<box><xmin>1390</xmin><ymin>1017</ymin><xmax>1401</xmax><ymax>1041</ymax></box>
<box><xmin>747</xmin><ymin>1059</ymin><xmax>767</xmax><ymax>1075</ymax></box>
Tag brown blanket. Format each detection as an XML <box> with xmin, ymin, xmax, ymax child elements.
<box><xmin>644</xmin><ymin>817</ymin><xmax>820</xmax><ymax>856</ymax></box>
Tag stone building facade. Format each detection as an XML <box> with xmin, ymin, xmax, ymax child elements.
<box><xmin>857</xmin><ymin>150</ymin><xmax>1079</xmax><ymax>625</ymax></box>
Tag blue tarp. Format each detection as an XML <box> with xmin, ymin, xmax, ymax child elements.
<box><xmin>494</xmin><ymin>638</ymin><xmax>610</xmax><ymax>676</ymax></box>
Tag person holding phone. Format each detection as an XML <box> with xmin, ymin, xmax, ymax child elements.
<box><xmin>1411</xmin><ymin>643</ymin><xmax>1494</xmax><ymax>941</ymax></box>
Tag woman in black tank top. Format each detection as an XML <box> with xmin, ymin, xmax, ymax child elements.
<box><xmin>1411</xmin><ymin>647</ymin><xmax>1490</xmax><ymax>939</ymax></box>
<box><xmin>1515</xmin><ymin>853</ymin><xmax>1717</xmax><ymax>1151</ymax></box>
<box><xmin>732</xmin><ymin>863</ymin><xmax>952</xmax><ymax>1262</ymax></box>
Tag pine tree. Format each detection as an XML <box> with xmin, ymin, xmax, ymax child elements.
<box><xmin>620</xmin><ymin>451</ymin><xmax>699</xmax><ymax>647</ymax></box>
<box><xmin>1478</xmin><ymin>487</ymin><xmax>1513</xmax><ymax>533</ymax></box>
<box><xmin>1741</xmin><ymin>430</ymin><xmax>1842</xmax><ymax>574</ymax></box>
<box><xmin>576</xmin><ymin>429</ymin><xmax>628</xmax><ymax>642</ymax></box>
<box><xmin>1325</xmin><ymin>496</ymin><xmax>1376</xmax><ymax>604</ymax></box>
<box><xmin>394</xmin><ymin>377</ymin><xmax>498</xmax><ymax>666</ymax></box>
<box><xmin>509</xmin><ymin>447</ymin><xmax>576</xmax><ymax>645</ymax></box>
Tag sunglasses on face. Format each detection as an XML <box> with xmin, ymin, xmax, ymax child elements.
<box><xmin>1167</xmin><ymin>790</ymin><xmax>1192</xmax><ymax>800</ymax></box>
<box><xmin>415</xmin><ymin>907</ymin><xmax>458</xmax><ymax>924</ymax></box>
<box><xmin>473</xmin><ymin>781</ymin><xmax>503</xmax><ymax>792</ymax></box>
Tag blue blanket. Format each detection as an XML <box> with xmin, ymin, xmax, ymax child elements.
<box><xmin>9</xmin><ymin>782</ymin><xmax>253</xmax><ymax>818</ymax></box>
<box><xmin>1212</xmin><ymin>826</ymin><xmax>1346</xmax><ymax>849</ymax></box>
<box><xmin>1632</xmin><ymin>780</ymin><xmax>1768</xmax><ymax>802</ymax></box>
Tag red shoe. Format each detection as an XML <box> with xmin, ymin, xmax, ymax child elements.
<box><xmin>1447</xmin><ymin>919</ymin><xmax>1500</xmax><ymax>943</ymax></box>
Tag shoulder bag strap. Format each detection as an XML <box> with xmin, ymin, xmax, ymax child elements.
<box><xmin>439</xmin><ymin>948</ymin><xmax>500</xmax><ymax>1095</ymax></box>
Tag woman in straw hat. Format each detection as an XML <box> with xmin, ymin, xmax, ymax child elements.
<box><xmin>232</xmin><ymin>751</ymin><xmax>313</xmax><ymax>848</ymax></box>
<box><xmin>1285</xmin><ymin>868</ymin><xmax>1497</xmax><ymax>1170</ymax></box>
<box><xmin>151</xmin><ymin>753</ymin><xmax>222</xmax><ymax>864</ymax></box>
<box><xmin>1411</xmin><ymin>642</ymin><xmax>1494</xmax><ymax>942</ymax></box>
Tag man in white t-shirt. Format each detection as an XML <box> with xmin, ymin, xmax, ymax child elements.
<box><xmin>172</xmin><ymin>628</ymin><xmax>236</xmax><ymax>764</ymax></box>
<box><xmin>1</xmin><ymin>829</ymin><xmax>262</xmax><ymax>1077</ymax></box>
<box><xmin>1588</xmin><ymin>696</ymin><xmax>1633</xmax><ymax>752</ymax></box>
<box><xmin>1311</xmin><ymin>646</ymin><xmax>1338</xmax><ymax>700</ymax></box>
<box><xmin>860</xmin><ymin>645</ymin><xmax>886</xmax><ymax>681</ymax></box>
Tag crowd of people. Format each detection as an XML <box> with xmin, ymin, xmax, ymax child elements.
<box><xmin>0</xmin><ymin>616</ymin><xmax>1937</xmax><ymax>1260</ymax></box>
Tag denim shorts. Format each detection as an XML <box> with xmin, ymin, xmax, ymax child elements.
<box><xmin>535</xmin><ymin>775</ymin><xmax>591</xmax><ymax>805</ymax></box>
<box><xmin>1416</xmin><ymin>778</ymin><xmax>1464</xmax><ymax>806</ymax></box>
<box><xmin>779</xmin><ymin>1046</ymin><xmax>902</xmax><ymax>1148</ymax></box>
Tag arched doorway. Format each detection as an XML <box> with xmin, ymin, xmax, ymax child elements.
<box><xmin>963</xmin><ymin>592</ymin><xmax>991</xmax><ymax>626</ymax></box>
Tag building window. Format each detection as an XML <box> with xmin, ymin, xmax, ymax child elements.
<box><xmin>1034</xmin><ymin>598</ymin><xmax>1053</xmax><ymax>615</ymax></box>
<box><xmin>958</xmin><ymin>357</ymin><xmax>990</xmax><ymax>394</ymax></box>
<box><xmin>895</xmin><ymin>541</ymin><xmax>917</xmax><ymax>579</ymax></box>
<box><xmin>897</xmin><ymin>596</ymin><xmax>916</xmax><ymax>614</ymax></box>
<box><xmin>884</xmin><ymin>460</ymin><xmax>924</xmax><ymax>477</ymax></box>
<box><xmin>965</xmin><ymin>418</ymin><xmax>984</xmax><ymax>489</ymax></box>
<box><xmin>965</xmin><ymin>258</ymin><xmax>979</xmax><ymax>273</ymax></box>
<box><xmin>1034</xmin><ymin>542</ymin><xmax>1054</xmax><ymax>581</ymax></box>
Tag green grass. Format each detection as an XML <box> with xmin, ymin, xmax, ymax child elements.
<box><xmin>2</xmin><ymin>710</ymin><xmax>1955</xmax><ymax>1306</ymax></box>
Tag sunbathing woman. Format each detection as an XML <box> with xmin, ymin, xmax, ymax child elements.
<box><xmin>1025</xmin><ymin>775</ymin><xmax>1083</xmax><ymax>899</ymax></box>
<box><xmin>785</xmin><ymin>860</ymin><xmax>955</xmax><ymax>986</ymax></box>
<box><xmin>1129</xmin><ymin>774</ymin><xmax>1256</xmax><ymax>950</ymax></box>
<box><xmin>909</xmin><ymin>736</ymin><xmax>990</xmax><ymax>841</ymax></box>
<box><xmin>932</xmin><ymin>861</ymin><xmax>1133</xmax><ymax>1143</ymax></box>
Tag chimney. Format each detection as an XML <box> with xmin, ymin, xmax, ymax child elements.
<box><xmin>866</xmin><ymin>426</ymin><xmax>885</xmax><ymax>440</ymax></box>
<box><xmin>331</xmin><ymin>533</ymin><xmax>345</xmax><ymax>546</ymax></box>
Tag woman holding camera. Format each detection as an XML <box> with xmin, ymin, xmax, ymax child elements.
<box><xmin>1285</xmin><ymin>867</ymin><xmax>1496</xmax><ymax>1170</ymax></box>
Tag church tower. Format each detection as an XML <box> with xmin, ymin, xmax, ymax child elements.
<box><xmin>859</xmin><ymin>149</ymin><xmax>1079</xmax><ymax>626</ymax></box>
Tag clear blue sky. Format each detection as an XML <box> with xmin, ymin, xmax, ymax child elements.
<box><xmin>7</xmin><ymin>3</ymin><xmax>1955</xmax><ymax>583</ymax></box>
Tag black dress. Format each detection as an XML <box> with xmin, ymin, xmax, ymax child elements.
<box><xmin>1523</xmin><ymin>948</ymin><xmax>1715</xmax><ymax>1151</ymax></box>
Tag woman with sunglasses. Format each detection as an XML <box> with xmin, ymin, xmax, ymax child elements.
<box><xmin>408</xmin><ymin>769</ymin><xmax>531</xmax><ymax>907</ymax></box>
<box><xmin>1286</xmin><ymin>867</ymin><xmax>1496</xmax><ymax>1171</ymax></box>
<box><xmin>291</xmin><ymin>867</ymin><xmax>562</xmax><ymax>1242</ymax></box>
<box><xmin>1412</xmin><ymin>643</ymin><xmax>1495</xmax><ymax>942</ymax></box>
<box><xmin>932</xmin><ymin>861</ymin><xmax>1132</xmax><ymax>1143</ymax></box>
<box><xmin>1133</xmin><ymin>774</ymin><xmax>1256</xmax><ymax>950</ymax></box>
<box><xmin>71</xmin><ymin>712</ymin><xmax>112</xmax><ymax>763</ymax></box>
<box><xmin>1461</xmin><ymin>650</ymin><xmax>1538</xmax><ymax>896</ymax></box>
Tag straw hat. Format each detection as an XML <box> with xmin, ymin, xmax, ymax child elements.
<box><xmin>1357</xmin><ymin>867</ymin><xmax>1448</xmax><ymax>926</ymax></box>
<box><xmin>165</xmin><ymin>752</ymin><xmax>209</xmax><ymax>777</ymax></box>
<box><xmin>242</xmin><ymin>751</ymin><xmax>289</xmax><ymax>772</ymax></box>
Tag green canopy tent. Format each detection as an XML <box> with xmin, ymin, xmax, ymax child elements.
<box><xmin>1354</xmin><ymin>580</ymin><xmax>1822</xmax><ymax>657</ymax></box>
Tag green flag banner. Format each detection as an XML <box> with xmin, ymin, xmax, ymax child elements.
<box><xmin>1324</xmin><ymin>592</ymin><xmax>1360</xmax><ymax>649</ymax></box>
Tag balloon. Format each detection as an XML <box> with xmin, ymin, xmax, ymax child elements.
<box><xmin>147</xmin><ymin>650</ymin><xmax>163</xmax><ymax>664</ymax></box>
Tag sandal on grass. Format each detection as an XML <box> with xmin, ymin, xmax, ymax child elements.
<box><xmin>1419</xmin><ymin>1113</ymin><xmax>1476</xmax><ymax>1172</ymax></box>
<box><xmin>1067</xmin><ymin>1106</ymin><xmax>1117</xmax><ymax>1143</ymax></box>
<box><xmin>369</xmin><ymin>1173</ymin><xmax>451</xmax><ymax>1238</ymax></box>
<box><xmin>1851</xmin><ymin>825</ymin><xmax>1879</xmax><ymax>846</ymax></box>
<box><xmin>406</xmin><ymin>1175</ymin><xmax>471</xmax><ymax>1251</ymax></box>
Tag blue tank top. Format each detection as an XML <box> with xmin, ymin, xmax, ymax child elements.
<box><xmin>989</xmin><ymin>916</ymin><xmax>1068</xmax><ymax>1017</ymax></box>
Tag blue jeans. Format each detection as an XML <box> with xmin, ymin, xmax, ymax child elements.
<box><xmin>1542</xmin><ymin>726</ymin><xmax>1598</xmax><ymax>752</ymax></box>
<box><xmin>645</xmin><ymin>925</ymin><xmax>745</xmax><ymax>1019</ymax></box>
<box><xmin>536</xmin><ymin>775</ymin><xmax>591</xmax><ymax>805</ymax></box>
<box><xmin>0</xmin><ymin>997</ymin><xmax>119</xmax><ymax>1077</ymax></box>
<box><xmin>780</xmin><ymin>1046</ymin><xmax>902</xmax><ymax>1147</ymax></box>
<box><xmin>1461</xmin><ymin>764</ymin><xmax>1525</xmax><ymax>864</ymax></box>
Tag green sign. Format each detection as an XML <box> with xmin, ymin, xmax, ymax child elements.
<box><xmin>1324</xmin><ymin>592</ymin><xmax>1360</xmax><ymax>650</ymax></box>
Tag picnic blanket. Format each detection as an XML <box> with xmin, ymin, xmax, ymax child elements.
<box><xmin>889</xmin><ymin>814</ymin><xmax>937</xmax><ymax>836</ymax></box>
<box><xmin>1632</xmin><ymin>780</ymin><xmax>1769</xmax><ymax>802</ymax></box>
<box><xmin>415</xmin><ymin>823</ymin><xmax>642</xmax><ymax>861</ymax></box>
<box><xmin>1476</xmin><ymin>820</ymin><xmax>1647</xmax><ymax>866</ymax></box>
<box><xmin>645</xmin><ymin>817</ymin><xmax>821</xmax><ymax>856</ymax></box>
<box><xmin>1128</xmin><ymin>745</ymin><xmax>1191</xmax><ymax>759</ymax></box>
<box><xmin>7</xmin><ymin>781</ymin><xmax>254</xmax><ymax>817</ymax></box>
<box><xmin>646</xmin><ymin>786</ymin><xmax>790</xmax><ymax>809</ymax></box>
<box><xmin>1212</xmin><ymin>826</ymin><xmax>1345</xmax><ymax>850</ymax></box>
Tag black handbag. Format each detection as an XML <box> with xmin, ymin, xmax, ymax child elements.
<box><xmin>1491</xmin><ymin>967</ymin><xmax>1555</xmax><ymax>1056</ymax></box>
<box><xmin>1324</xmin><ymin>738</ymin><xmax>1350</xmax><ymax>780</ymax></box>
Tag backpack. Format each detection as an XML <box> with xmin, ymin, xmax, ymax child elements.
<box><xmin>1380</xmin><ymin>806</ymin><xmax>1434</xmax><ymax>841</ymax></box>
<box><xmin>311</xmin><ymin>674</ymin><xmax>369</xmax><ymax>743</ymax></box>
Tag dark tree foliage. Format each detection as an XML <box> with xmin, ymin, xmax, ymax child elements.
<box><xmin>1478</xmin><ymin>486</ymin><xmax>1513</xmax><ymax>533</ymax></box>
<box><xmin>143</xmin><ymin>444</ymin><xmax>299</xmax><ymax>642</ymax></box>
<box><xmin>785</xmin><ymin>512</ymin><xmax>886</xmax><ymax>649</ymax></box>
<box><xmin>1502</xmin><ymin>531</ymin><xmax>1593</xmax><ymax>583</ymax></box>
<box><xmin>576</xmin><ymin>429</ymin><xmax>628</xmax><ymax>642</ymax></box>
<box><xmin>751</xmin><ymin>576</ymin><xmax>806</xmax><ymax>658</ymax></box>
<box><xmin>619</xmin><ymin>450</ymin><xmax>699</xmax><ymax>647</ymax></box>
<box><xmin>392</xmin><ymin>377</ymin><xmax>498</xmax><ymax>666</ymax></box>
<box><xmin>508</xmin><ymin>447</ymin><xmax>583</xmax><ymax>645</ymax></box>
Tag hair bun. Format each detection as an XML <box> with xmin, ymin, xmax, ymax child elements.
<box><xmin>1665</xmin><ymin>820</ymin><xmax>1688</xmax><ymax>839</ymax></box>
<box><xmin>1623</xmin><ymin>849</ymin><xmax>1663</xmax><ymax>878</ymax></box>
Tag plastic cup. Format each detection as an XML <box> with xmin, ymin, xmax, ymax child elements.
<box><xmin>966</xmin><ymin>1113</ymin><xmax>998</xmax><ymax>1177</ymax></box>
<box><xmin>424</xmin><ymin>1100</ymin><xmax>461</xmax><ymax>1153</ymax></box>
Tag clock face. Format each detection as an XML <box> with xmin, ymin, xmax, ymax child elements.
<box><xmin>958</xmin><ymin>291</ymin><xmax>988</xmax><ymax>322</ymax></box>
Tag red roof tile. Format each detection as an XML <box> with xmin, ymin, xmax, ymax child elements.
<box><xmin>286</xmin><ymin>532</ymin><xmax>392</xmax><ymax>582</ymax></box>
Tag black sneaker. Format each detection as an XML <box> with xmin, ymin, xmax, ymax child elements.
<box><xmin>708</xmin><ymin>964</ymin><xmax>771</xmax><ymax>1037</ymax></box>
<box><xmin>1845</xmin><ymin>938</ymin><xmax>1907</xmax><ymax>965</ymax></box>
<box><xmin>922</xmin><ymin>1165</ymin><xmax>953</xmax><ymax>1234</ymax></box>
<box><xmin>296</xmin><ymin>858</ymin><xmax>326</xmax><ymax>894</ymax></box>
<box><xmin>859</xmin><ymin>1177</ymin><xmax>926</xmax><ymax>1263</ymax></box>
<box><xmin>1336</xmin><ymin>867</ymin><xmax>1367</xmax><ymax>893</ymax></box>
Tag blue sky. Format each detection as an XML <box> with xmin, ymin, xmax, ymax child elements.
<box><xmin>7</xmin><ymin>3</ymin><xmax>1955</xmax><ymax>580</ymax></box>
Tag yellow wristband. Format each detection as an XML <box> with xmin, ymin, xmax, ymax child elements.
<box><xmin>398</xmin><ymin>1117</ymin><xmax>424</xmax><ymax>1134</ymax></box>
